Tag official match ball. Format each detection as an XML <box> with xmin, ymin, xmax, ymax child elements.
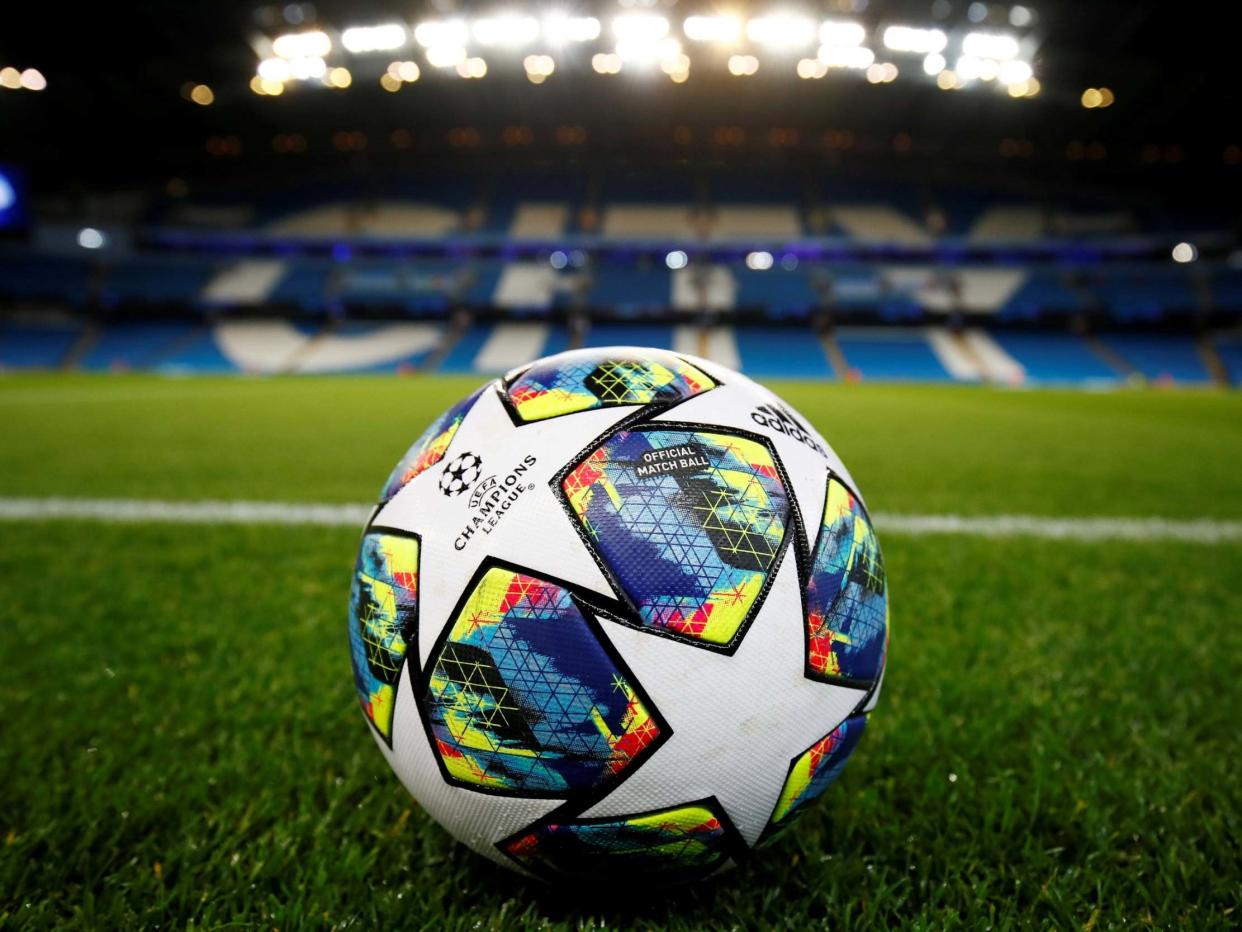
<box><xmin>347</xmin><ymin>347</ymin><xmax>888</xmax><ymax>883</ymax></box>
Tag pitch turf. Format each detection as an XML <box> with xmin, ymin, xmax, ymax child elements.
<box><xmin>0</xmin><ymin>374</ymin><xmax>1239</xmax><ymax>929</ymax></box>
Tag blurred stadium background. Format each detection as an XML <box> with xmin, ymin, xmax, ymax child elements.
<box><xmin>1</xmin><ymin>0</ymin><xmax>1238</xmax><ymax>383</ymax></box>
<box><xmin>2</xmin><ymin>3</ymin><xmax>1240</xmax><ymax>929</ymax></box>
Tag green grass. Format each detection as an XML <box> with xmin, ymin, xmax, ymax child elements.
<box><xmin>1</xmin><ymin>374</ymin><xmax>1239</xmax><ymax>929</ymax></box>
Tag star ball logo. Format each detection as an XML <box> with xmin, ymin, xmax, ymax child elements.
<box><xmin>439</xmin><ymin>452</ymin><xmax>483</xmax><ymax>497</ymax></box>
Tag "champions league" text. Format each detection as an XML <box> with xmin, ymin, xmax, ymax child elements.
<box><xmin>453</xmin><ymin>454</ymin><xmax>538</xmax><ymax>550</ymax></box>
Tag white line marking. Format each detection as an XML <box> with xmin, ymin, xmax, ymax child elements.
<box><xmin>0</xmin><ymin>497</ymin><xmax>372</xmax><ymax>527</ymax></box>
<box><xmin>873</xmin><ymin>513</ymin><xmax>1242</xmax><ymax>543</ymax></box>
<box><xmin>0</xmin><ymin>497</ymin><xmax>1238</xmax><ymax>543</ymax></box>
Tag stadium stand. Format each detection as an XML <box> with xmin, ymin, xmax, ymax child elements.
<box><xmin>1210</xmin><ymin>270</ymin><xmax>1242</xmax><ymax>312</ymax></box>
<box><xmin>483</xmin><ymin>263</ymin><xmax>564</xmax><ymax>312</ymax></box>
<box><xmin>836</xmin><ymin>328</ymin><xmax>954</xmax><ymax>381</ymax></box>
<box><xmin>472</xmin><ymin>323</ymin><xmax>560</xmax><ymax>373</ymax></box>
<box><xmin>437</xmin><ymin>324</ymin><xmax>498</xmax><ymax>373</ymax></box>
<box><xmin>0</xmin><ymin>254</ymin><xmax>93</xmax><ymax>306</ymax></box>
<box><xmin>1</xmin><ymin>175</ymin><xmax>1236</xmax><ymax>385</ymax></box>
<box><xmin>708</xmin><ymin>206</ymin><xmax>803</xmax><ymax>242</ymax></box>
<box><xmin>99</xmin><ymin>256</ymin><xmax>217</xmax><ymax>309</ymax></box>
<box><xmin>734</xmin><ymin>325</ymin><xmax>834</xmax><ymax>378</ymax></box>
<box><xmin>266</xmin><ymin>202</ymin><xmax>461</xmax><ymax>239</ymax></box>
<box><xmin>202</xmin><ymin>260</ymin><xmax>287</xmax><ymax>306</ymax></box>
<box><xmin>827</xmin><ymin>205</ymin><xmax>932</xmax><ymax>245</ymax></box>
<box><xmin>336</xmin><ymin>259</ymin><xmax>463</xmax><ymax>313</ymax></box>
<box><xmin>0</xmin><ymin>319</ymin><xmax>80</xmax><ymax>369</ymax></box>
<box><xmin>508</xmin><ymin>203</ymin><xmax>570</xmax><ymax>240</ymax></box>
<box><xmin>734</xmin><ymin>265</ymin><xmax>821</xmax><ymax>318</ymax></box>
<box><xmin>294</xmin><ymin>321</ymin><xmax>443</xmax><ymax>373</ymax></box>
<box><xmin>268</xmin><ymin>261</ymin><xmax>335</xmax><ymax>314</ymax></box>
<box><xmin>600</xmin><ymin>204</ymin><xmax>698</xmax><ymax>241</ymax></box>
<box><xmin>80</xmin><ymin>321</ymin><xmax>196</xmax><ymax>371</ymax></box>
<box><xmin>671</xmin><ymin>266</ymin><xmax>736</xmax><ymax>312</ymax></box>
<box><xmin>1093</xmin><ymin>268</ymin><xmax>1199</xmax><ymax>321</ymax></box>
<box><xmin>1099</xmin><ymin>332</ymin><xmax>1211</xmax><ymax>383</ymax></box>
<box><xmin>1215</xmin><ymin>331</ymin><xmax>1242</xmax><ymax>385</ymax></box>
<box><xmin>990</xmin><ymin>331</ymin><xmax>1119</xmax><ymax>384</ymax></box>
<box><xmin>998</xmin><ymin>271</ymin><xmax>1086</xmax><ymax>320</ymax></box>
<box><xmin>587</xmin><ymin>264</ymin><xmax>671</xmax><ymax>314</ymax></box>
<box><xmin>967</xmin><ymin>206</ymin><xmax>1046</xmax><ymax>241</ymax></box>
<box><xmin>582</xmin><ymin>321</ymin><xmax>674</xmax><ymax>350</ymax></box>
<box><xmin>154</xmin><ymin>328</ymin><xmax>240</xmax><ymax>374</ymax></box>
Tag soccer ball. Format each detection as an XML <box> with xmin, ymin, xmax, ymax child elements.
<box><xmin>347</xmin><ymin>347</ymin><xmax>888</xmax><ymax>883</ymax></box>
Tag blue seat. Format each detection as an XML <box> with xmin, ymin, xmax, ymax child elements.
<box><xmin>1100</xmin><ymin>333</ymin><xmax>1209</xmax><ymax>383</ymax></box>
<box><xmin>587</xmin><ymin>265</ymin><xmax>670</xmax><ymax>315</ymax></box>
<box><xmin>100</xmin><ymin>258</ymin><xmax>216</xmax><ymax>308</ymax></box>
<box><xmin>80</xmin><ymin>322</ymin><xmax>195</xmax><ymax>370</ymax></box>
<box><xmin>836</xmin><ymin>331</ymin><xmax>951</xmax><ymax>381</ymax></box>
<box><xmin>1214</xmin><ymin>334</ymin><xmax>1242</xmax><ymax>385</ymax></box>
<box><xmin>436</xmin><ymin>324</ymin><xmax>493</xmax><ymax>373</ymax></box>
<box><xmin>155</xmin><ymin>329</ymin><xmax>239</xmax><ymax>373</ymax></box>
<box><xmin>0</xmin><ymin>255</ymin><xmax>93</xmax><ymax>305</ymax></box>
<box><xmin>1092</xmin><ymin>271</ymin><xmax>1197</xmax><ymax>322</ymax></box>
<box><xmin>736</xmin><ymin>326</ymin><xmax>833</xmax><ymax>378</ymax></box>
<box><xmin>999</xmin><ymin>272</ymin><xmax>1084</xmax><ymax>320</ymax></box>
<box><xmin>733</xmin><ymin>268</ymin><xmax>819</xmax><ymax>318</ymax></box>
<box><xmin>991</xmin><ymin>332</ymin><xmax>1117</xmax><ymax>383</ymax></box>
<box><xmin>270</xmin><ymin>262</ymin><xmax>334</xmax><ymax>313</ymax></box>
<box><xmin>581</xmin><ymin>323</ymin><xmax>673</xmax><ymax>349</ymax></box>
<box><xmin>0</xmin><ymin>321</ymin><xmax>80</xmax><ymax>368</ymax></box>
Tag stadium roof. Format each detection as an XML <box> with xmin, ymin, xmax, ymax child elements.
<box><xmin>1</xmin><ymin>1</ymin><xmax>1237</xmax><ymax>203</ymax></box>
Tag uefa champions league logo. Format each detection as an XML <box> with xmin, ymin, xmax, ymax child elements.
<box><xmin>438</xmin><ymin>451</ymin><xmax>483</xmax><ymax>496</ymax></box>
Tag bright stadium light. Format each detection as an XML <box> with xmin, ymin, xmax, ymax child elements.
<box><xmin>389</xmin><ymin>60</ymin><xmax>421</xmax><ymax>82</ymax></box>
<box><xmin>0</xmin><ymin>67</ymin><xmax>20</xmax><ymax>90</ymax></box>
<box><xmin>882</xmin><ymin>25</ymin><xmax>947</xmax><ymax>54</ymax></box>
<box><xmin>77</xmin><ymin>227</ymin><xmax>106</xmax><ymax>250</ymax></box>
<box><xmin>542</xmin><ymin>14</ymin><xmax>601</xmax><ymax>43</ymax></box>
<box><xmin>415</xmin><ymin>20</ymin><xmax>469</xmax><ymax>48</ymax></box>
<box><xmin>998</xmin><ymin>59</ymin><xmax>1032</xmax><ymax>86</ymax></box>
<box><xmin>272</xmin><ymin>30</ymin><xmax>331</xmax><ymax>59</ymax></box>
<box><xmin>258</xmin><ymin>58</ymin><xmax>292</xmax><ymax>82</ymax></box>
<box><xmin>341</xmin><ymin>23</ymin><xmax>408</xmax><ymax>53</ymax></box>
<box><xmin>288</xmin><ymin>56</ymin><xmax>326</xmax><ymax>79</ymax></box>
<box><xmin>866</xmin><ymin>62</ymin><xmax>898</xmax><ymax>83</ymax></box>
<box><xmin>955</xmin><ymin>56</ymin><xmax>983</xmax><ymax>81</ymax></box>
<box><xmin>616</xmin><ymin>36</ymin><xmax>681</xmax><ymax>65</ymax></box>
<box><xmin>746</xmin><ymin>13</ymin><xmax>817</xmax><ymax>50</ymax></box>
<box><xmin>796</xmin><ymin>57</ymin><xmax>827</xmax><ymax>79</ymax></box>
<box><xmin>18</xmin><ymin>68</ymin><xmax>47</xmax><ymax>91</ymax></box>
<box><xmin>426</xmin><ymin>44</ymin><xmax>468</xmax><ymax>68</ymax></box>
<box><xmin>727</xmin><ymin>54</ymin><xmax>760</xmax><ymax>76</ymax></box>
<box><xmin>923</xmin><ymin>52</ymin><xmax>946</xmax><ymax>75</ymax></box>
<box><xmin>456</xmin><ymin>57</ymin><xmax>488</xmax><ymax>78</ymax></box>
<box><xmin>473</xmin><ymin>14</ymin><xmax>540</xmax><ymax>47</ymax></box>
<box><xmin>819</xmin><ymin>45</ymin><xmax>874</xmax><ymax>69</ymax></box>
<box><xmin>683</xmin><ymin>15</ymin><xmax>742</xmax><ymax>44</ymax></box>
<box><xmin>962</xmin><ymin>31</ymin><xmax>1020</xmax><ymax>60</ymax></box>
<box><xmin>1172</xmin><ymin>242</ymin><xmax>1198</xmax><ymax>263</ymax></box>
<box><xmin>665</xmin><ymin>250</ymin><xmax>688</xmax><ymax>270</ymax></box>
<box><xmin>746</xmin><ymin>251</ymin><xmax>774</xmax><ymax>270</ymax></box>
<box><xmin>819</xmin><ymin>19</ymin><xmax>865</xmax><ymax>47</ymax></box>
<box><xmin>612</xmin><ymin>14</ymin><xmax>669</xmax><ymax>41</ymax></box>
<box><xmin>591</xmin><ymin>52</ymin><xmax>622</xmax><ymax>74</ymax></box>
